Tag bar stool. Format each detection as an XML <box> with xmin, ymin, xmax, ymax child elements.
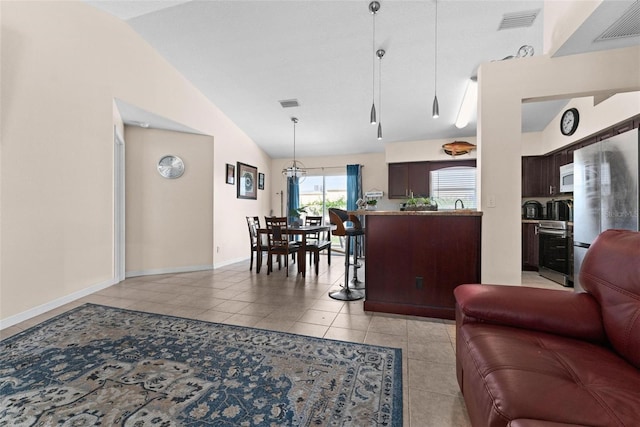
<box><xmin>328</xmin><ymin>208</ymin><xmax>365</xmax><ymax>301</ymax></box>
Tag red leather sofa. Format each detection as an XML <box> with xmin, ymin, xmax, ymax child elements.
<box><xmin>454</xmin><ymin>229</ymin><xmax>640</xmax><ymax>427</ymax></box>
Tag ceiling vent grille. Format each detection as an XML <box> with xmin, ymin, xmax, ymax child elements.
<box><xmin>498</xmin><ymin>9</ymin><xmax>540</xmax><ymax>30</ymax></box>
<box><xmin>596</xmin><ymin>1</ymin><xmax>640</xmax><ymax>41</ymax></box>
<box><xmin>279</xmin><ymin>99</ymin><xmax>300</xmax><ymax>108</ymax></box>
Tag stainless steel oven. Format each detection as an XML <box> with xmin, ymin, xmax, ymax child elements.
<box><xmin>538</xmin><ymin>220</ymin><xmax>573</xmax><ymax>287</ymax></box>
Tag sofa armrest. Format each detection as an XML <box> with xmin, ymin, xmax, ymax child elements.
<box><xmin>509</xmin><ymin>420</ymin><xmax>595</xmax><ymax>427</ymax></box>
<box><xmin>454</xmin><ymin>284</ymin><xmax>607</xmax><ymax>344</ymax></box>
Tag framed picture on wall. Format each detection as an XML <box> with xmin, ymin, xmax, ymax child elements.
<box><xmin>258</xmin><ymin>173</ymin><xmax>265</xmax><ymax>190</ymax></box>
<box><xmin>237</xmin><ymin>162</ymin><xmax>257</xmax><ymax>200</ymax></box>
<box><xmin>226</xmin><ymin>163</ymin><xmax>235</xmax><ymax>185</ymax></box>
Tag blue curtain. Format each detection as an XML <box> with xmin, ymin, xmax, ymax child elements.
<box><xmin>346</xmin><ymin>164</ymin><xmax>363</xmax><ymax>255</ymax></box>
<box><xmin>346</xmin><ymin>164</ymin><xmax>362</xmax><ymax>211</ymax></box>
<box><xmin>287</xmin><ymin>176</ymin><xmax>300</xmax><ymax>224</ymax></box>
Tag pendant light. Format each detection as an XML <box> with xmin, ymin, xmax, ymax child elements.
<box><xmin>432</xmin><ymin>0</ymin><xmax>440</xmax><ymax>119</ymax></box>
<box><xmin>376</xmin><ymin>49</ymin><xmax>385</xmax><ymax>140</ymax></box>
<box><xmin>369</xmin><ymin>1</ymin><xmax>380</xmax><ymax>125</ymax></box>
<box><xmin>282</xmin><ymin>117</ymin><xmax>306</xmax><ymax>180</ymax></box>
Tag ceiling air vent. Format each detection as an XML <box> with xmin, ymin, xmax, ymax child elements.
<box><xmin>498</xmin><ymin>9</ymin><xmax>540</xmax><ymax>30</ymax></box>
<box><xmin>595</xmin><ymin>1</ymin><xmax>640</xmax><ymax>41</ymax></box>
<box><xmin>279</xmin><ymin>99</ymin><xmax>300</xmax><ymax>108</ymax></box>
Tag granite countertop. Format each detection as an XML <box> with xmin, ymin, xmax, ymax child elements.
<box><xmin>352</xmin><ymin>209</ymin><xmax>483</xmax><ymax>216</ymax></box>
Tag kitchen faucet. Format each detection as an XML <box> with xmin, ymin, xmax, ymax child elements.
<box><xmin>455</xmin><ymin>199</ymin><xmax>465</xmax><ymax>210</ymax></box>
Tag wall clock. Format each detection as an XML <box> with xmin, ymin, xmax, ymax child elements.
<box><xmin>157</xmin><ymin>155</ymin><xmax>185</xmax><ymax>179</ymax></box>
<box><xmin>560</xmin><ymin>108</ymin><xmax>579</xmax><ymax>136</ymax></box>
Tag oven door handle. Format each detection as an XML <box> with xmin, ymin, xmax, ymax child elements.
<box><xmin>539</xmin><ymin>229</ymin><xmax>568</xmax><ymax>237</ymax></box>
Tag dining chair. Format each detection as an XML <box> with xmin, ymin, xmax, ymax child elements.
<box><xmin>304</xmin><ymin>216</ymin><xmax>331</xmax><ymax>275</ymax></box>
<box><xmin>264</xmin><ymin>217</ymin><xmax>301</xmax><ymax>276</ymax></box>
<box><xmin>246</xmin><ymin>216</ymin><xmax>268</xmax><ymax>272</ymax></box>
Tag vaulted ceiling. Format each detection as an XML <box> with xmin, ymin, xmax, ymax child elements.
<box><xmin>86</xmin><ymin>0</ymin><xmax>640</xmax><ymax>158</ymax></box>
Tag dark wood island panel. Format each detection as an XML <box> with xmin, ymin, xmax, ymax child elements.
<box><xmin>363</xmin><ymin>213</ymin><xmax>481</xmax><ymax>320</ymax></box>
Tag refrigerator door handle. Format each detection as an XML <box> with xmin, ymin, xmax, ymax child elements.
<box><xmin>574</xmin><ymin>242</ymin><xmax>591</xmax><ymax>249</ymax></box>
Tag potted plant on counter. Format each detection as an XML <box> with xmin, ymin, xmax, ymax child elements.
<box><xmin>404</xmin><ymin>197</ymin><xmax>438</xmax><ymax>211</ymax></box>
<box><xmin>366</xmin><ymin>199</ymin><xmax>378</xmax><ymax>210</ymax></box>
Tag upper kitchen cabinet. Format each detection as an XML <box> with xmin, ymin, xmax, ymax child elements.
<box><xmin>388</xmin><ymin>162</ymin><xmax>429</xmax><ymax>199</ymax></box>
<box><xmin>521</xmin><ymin>116</ymin><xmax>639</xmax><ymax>198</ymax></box>
<box><xmin>522</xmin><ymin>156</ymin><xmax>543</xmax><ymax>197</ymax></box>
<box><xmin>388</xmin><ymin>160</ymin><xmax>477</xmax><ymax>199</ymax></box>
<box><xmin>522</xmin><ymin>152</ymin><xmax>569</xmax><ymax>197</ymax></box>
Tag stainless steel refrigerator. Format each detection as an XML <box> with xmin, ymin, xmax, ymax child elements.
<box><xmin>573</xmin><ymin>128</ymin><xmax>639</xmax><ymax>292</ymax></box>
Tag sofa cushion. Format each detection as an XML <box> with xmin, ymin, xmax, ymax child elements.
<box><xmin>458</xmin><ymin>322</ymin><xmax>640</xmax><ymax>427</ymax></box>
<box><xmin>580</xmin><ymin>230</ymin><xmax>640</xmax><ymax>369</ymax></box>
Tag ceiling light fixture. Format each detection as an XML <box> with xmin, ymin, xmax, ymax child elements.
<box><xmin>282</xmin><ymin>117</ymin><xmax>307</xmax><ymax>180</ymax></box>
<box><xmin>369</xmin><ymin>1</ymin><xmax>380</xmax><ymax>125</ymax></box>
<box><xmin>455</xmin><ymin>77</ymin><xmax>478</xmax><ymax>129</ymax></box>
<box><xmin>376</xmin><ymin>48</ymin><xmax>385</xmax><ymax>140</ymax></box>
<box><xmin>432</xmin><ymin>0</ymin><xmax>439</xmax><ymax>119</ymax></box>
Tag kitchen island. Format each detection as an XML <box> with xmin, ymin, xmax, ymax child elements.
<box><xmin>355</xmin><ymin>210</ymin><xmax>482</xmax><ymax>320</ymax></box>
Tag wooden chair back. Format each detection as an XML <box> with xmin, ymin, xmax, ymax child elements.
<box><xmin>246</xmin><ymin>216</ymin><xmax>260</xmax><ymax>247</ymax></box>
<box><xmin>264</xmin><ymin>217</ymin><xmax>290</xmax><ymax>248</ymax></box>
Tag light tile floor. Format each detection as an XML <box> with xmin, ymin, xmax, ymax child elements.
<box><xmin>2</xmin><ymin>256</ymin><xmax>565</xmax><ymax>427</ymax></box>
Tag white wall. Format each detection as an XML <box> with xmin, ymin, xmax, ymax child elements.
<box><xmin>125</xmin><ymin>127</ymin><xmax>214</xmax><ymax>275</ymax></box>
<box><xmin>385</xmin><ymin>137</ymin><xmax>477</xmax><ymax>164</ymax></box>
<box><xmin>0</xmin><ymin>1</ymin><xmax>268</xmax><ymax>325</ymax></box>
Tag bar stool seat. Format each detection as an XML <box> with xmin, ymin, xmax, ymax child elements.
<box><xmin>328</xmin><ymin>208</ymin><xmax>365</xmax><ymax>301</ymax></box>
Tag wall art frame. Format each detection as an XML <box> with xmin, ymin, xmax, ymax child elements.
<box><xmin>258</xmin><ymin>172</ymin><xmax>265</xmax><ymax>190</ymax></box>
<box><xmin>226</xmin><ymin>163</ymin><xmax>235</xmax><ymax>185</ymax></box>
<box><xmin>237</xmin><ymin>162</ymin><xmax>257</xmax><ymax>200</ymax></box>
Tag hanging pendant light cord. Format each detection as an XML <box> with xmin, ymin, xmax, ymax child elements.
<box><xmin>378</xmin><ymin>54</ymin><xmax>382</xmax><ymax>126</ymax></box>
<box><xmin>432</xmin><ymin>0</ymin><xmax>440</xmax><ymax>118</ymax></box>
<box><xmin>369</xmin><ymin>2</ymin><xmax>380</xmax><ymax>125</ymax></box>
<box><xmin>372</xmin><ymin>10</ymin><xmax>376</xmax><ymax>107</ymax></box>
<box><xmin>292</xmin><ymin>118</ymin><xmax>297</xmax><ymax>167</ymax></box>
<box><xmin>376</xmin><ymin>49</ymin><xmax>385</xmax><ymax>140</ymax></box>
<box><xmin>434</xmin><ymin>0</ymin><xmax>438</xmax><ymax>96</ymax></box>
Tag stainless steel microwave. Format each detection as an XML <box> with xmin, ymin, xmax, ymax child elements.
<box><xmin>560</xmin><ymin>163</ymin><xmax>574</xmax><ymax>193</ymax></box>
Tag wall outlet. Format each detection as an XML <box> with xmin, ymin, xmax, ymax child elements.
<box><xmin>488</xmin><ymin>195</ymin><xmax>496</xmax><ymax>208</ymax></box>
<box><xmin>216</xmin><ymin>246</ymin><xmax>220</xmax><ymax>253</ymax></box>
<box><xmin>415</xmin><ymin>276</ymin><xmax>423</xmax><ymax>289</ymax></box>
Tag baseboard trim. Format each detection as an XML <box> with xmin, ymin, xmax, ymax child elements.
<box><xmin>0</xmin><ymin>278</ymin><xmax>116</xmax><ymax>330</ymax></box>
<box><xmin>213</xmin><ymin>257</ymin><xmax>248</xmax><ymax>269</ymax></box>
<box><xmin>125</xmin><ymin>264</ymin><xmax>214</xmax><ymax>278</ymax></box>
<box><xmin>1</xmin><ymin>262</ymin><xmax>244</xmax><ymax>330</ymax></box>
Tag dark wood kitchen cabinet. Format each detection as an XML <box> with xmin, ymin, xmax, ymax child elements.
<box><xmin>521</xmin><ymin>115</ymin><xmax>639</xmax><ymax>197</ymax></box>
<box><xmin>523</xmin><ymin>152</ymin><xmax>570</xmax><ymax>197</ymax></box>
<box><xmin>388</xmin><ymin>162</ymin><xmax>429</xmax><ymax>198</ymax></box>
<box><xmin>522</xmin><ymin>156</ymin><xmax>543</xmax><ymax>197</ymax></box>
<box><xmin>389</xmin><ymin>159</ymin><xmax>476</xmax><ymax>199</ymax></box>
<box><xmin>522</xmin><ymin>222</ymin><xmax>539</xmax><ymax>271</ymax></box>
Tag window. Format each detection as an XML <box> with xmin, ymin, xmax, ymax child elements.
<box><xmin>299</xmin><ymin>174</ymin><xmax>347</xmax><ymax>249</ymax></box>
<box><xmin>299</xmin><ymin>175</ymin><xmax>346</xmax><ymax>218</ymax></box>
<box><xmin>430</xmin><ymin>166</ymin><xmax>477</xmax><ymax>209</ymax></box>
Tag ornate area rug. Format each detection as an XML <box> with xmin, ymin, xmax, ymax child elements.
<box><xmin>0</xmin><ymin>304</ymin><xmax>402</xmax><ymax>426</ymax></box>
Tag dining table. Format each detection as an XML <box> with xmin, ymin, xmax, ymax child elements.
<box><xmin>257</xmin><ymin>224</ymin><xmax>333</xmax><ymax>277</ymax></box>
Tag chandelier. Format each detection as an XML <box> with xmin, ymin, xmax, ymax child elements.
<box><xmin>282</xmin><ymin>117</ymin><xmax>306</xmax><ymax>179</ymax></box>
